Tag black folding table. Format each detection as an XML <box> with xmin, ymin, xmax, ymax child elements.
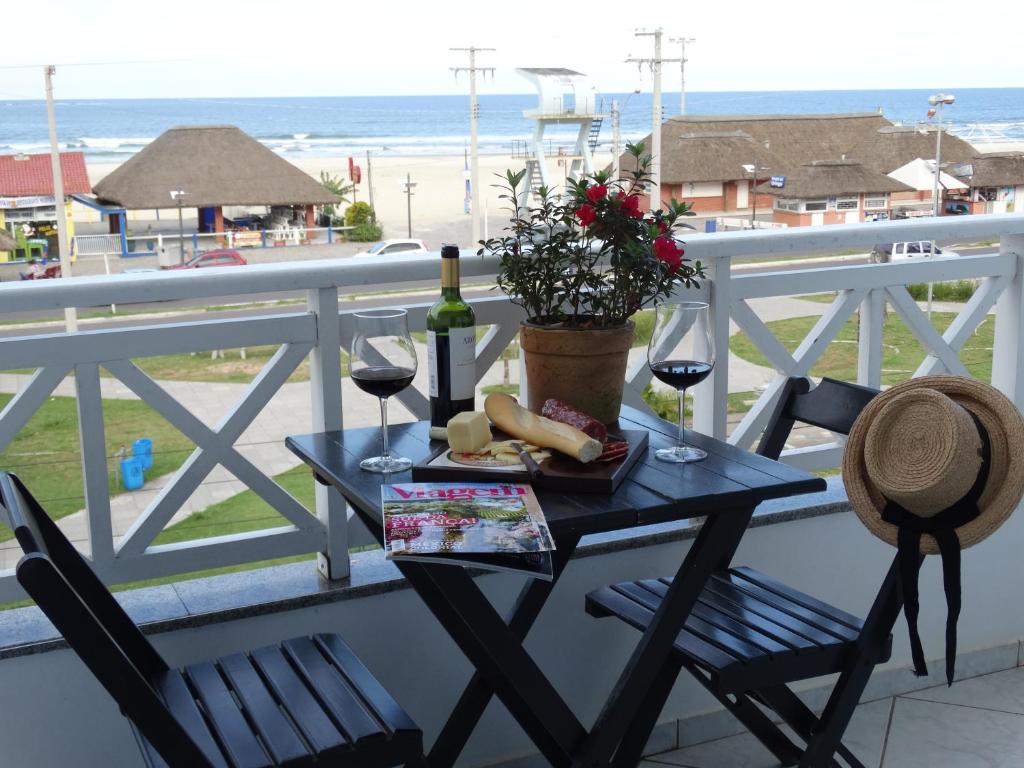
<box><xmin>287</xmin><ymin>405</ymin><xmax>825</xmax><ymax>768</ymax></box>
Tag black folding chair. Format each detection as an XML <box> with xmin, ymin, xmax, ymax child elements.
<box><xmin>0</xmin><ymin>471</ymin><xmax>423</xmax><ymax>768</ymax></box>
<box><xmin>587</xmin><ymin>377</ymin><xmax>911</xmax><ymax>768</ymax></box>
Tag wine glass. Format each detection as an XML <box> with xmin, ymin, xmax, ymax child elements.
<box><xmin>350</xmin><ymin>309</ymin><xmax>418</xmax><ymax>473</ymax></box>
<box><xmin>647</xmin><ymin>301</ymin><xmax>716</xmax><ymax>463</ymax></box>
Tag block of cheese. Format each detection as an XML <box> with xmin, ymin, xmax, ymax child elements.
<box><xmin>447</xmin><ymin>411</ymin><xmax>492</xmax><ymax>453</ymax></box>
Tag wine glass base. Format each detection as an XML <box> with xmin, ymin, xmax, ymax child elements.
<box><xmin>655</xmin><ymin>445</ymin><xmax>708</xmax><ymax>464</ymax></box>
<box><xmin>360</xmin><ymin>455</ymin><xmax>413</xmax><ymax>474</ymax></box>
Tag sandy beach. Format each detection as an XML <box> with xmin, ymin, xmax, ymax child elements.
<box><xmin>82</xmin><ymin>152</ymin><xmax>615</xmax><ymax>248</ymax></box>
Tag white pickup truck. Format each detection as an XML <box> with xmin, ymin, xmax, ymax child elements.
<box><xmin>870</xmin><ymin>241</ymin><xmax>960</xmax><ymax>262</ymax></box>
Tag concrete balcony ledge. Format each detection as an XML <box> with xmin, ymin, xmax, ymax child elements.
<box><xmin>0</xmin><ymin>478</ymin><xmax>849</xmax><ymax>659</ymax></box>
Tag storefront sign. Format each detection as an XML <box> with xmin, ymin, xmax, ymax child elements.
<box><xmin>0</xmin><ymin>195</ymin><xmax>56</xmax><ymax>209</ymax></box>
<box><xmin>769</xmin><ymin>176</ymin><xmax>786</xmax><ymax>188</ymax></box>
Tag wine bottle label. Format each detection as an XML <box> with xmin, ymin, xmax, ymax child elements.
<box><xmin>448</xmin><ymin>326</ymin><xmax>476</xmax><ymax>400</ymax></box>
<box><xmin>427</xmin><ymin>330</ymin><xmax>440</xmax><ymax>398</ymax></box>
<box><xmin>426</xmin><ymin>328</ymin><xmax>475</xmax><ymax>400</ymax></box>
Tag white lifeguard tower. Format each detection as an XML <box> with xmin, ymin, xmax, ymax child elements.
<box><xmin>514</xmin><ymin>68</ymin><xmax>603</xmax><ymax>205</ymax></box>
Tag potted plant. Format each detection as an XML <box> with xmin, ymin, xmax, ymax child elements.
<box><xmin>481</xmin><ymin>143</ymin><xmax>705</xmax><ymax>424</ymax></box>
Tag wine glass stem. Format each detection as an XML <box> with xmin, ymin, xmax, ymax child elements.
<box><xmin>677</xmin><ymin>387</ymin><xmax>687</xmax><ymax>449</ymax></box>
<box><xmin>379</xmin><ymin>397</ymin><xmax>390</xmax><ymax>460</ymax></box>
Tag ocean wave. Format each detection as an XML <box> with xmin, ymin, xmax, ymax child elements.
<box><xmin>77</xmin><ymin>136</ymin><xmax>155</xmax><ymax>149</ymax></box>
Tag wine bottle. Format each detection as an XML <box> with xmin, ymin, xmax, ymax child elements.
<box><xmin>427</xmin><ymin>244</ymin><xmax>476</xmax><ymax>427</ymax></box>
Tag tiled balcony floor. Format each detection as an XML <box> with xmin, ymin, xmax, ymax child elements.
<box><xmin>644</xmin><ymin>666</ymin><xmax>1024</xmax><ymax>767</ymax></box>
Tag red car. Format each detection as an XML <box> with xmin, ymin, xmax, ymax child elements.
<box><xmin>170</xmin><ymin>249</ymin><xmax>248</xmax><ymax>269</ymax></box>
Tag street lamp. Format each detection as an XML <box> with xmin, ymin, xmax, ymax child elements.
<box><xmin>926</xmin><ymin>93</ymin><xmax>954</xmax><ymax>318</ymax></box>
<box><xmin>928</xmin><ymin>93</ymin><xmax>955</xmax><ymax>218</ymax></box>
<box><xmin>170</xmin><ymin>190</ymin><xmax>187</xmax><ymax>264</ymax></box>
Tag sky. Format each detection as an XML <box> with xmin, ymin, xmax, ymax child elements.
<box><xmin>3</xmin><ymin>0</ymin><xmax>1021</xmax><ymax>100</ymax></box>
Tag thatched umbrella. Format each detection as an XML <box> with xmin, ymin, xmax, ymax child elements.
<box><xmin>0</xmin><ymin>229</ymin><xmax>17</xmax><ymax>252</ymax></box>
<box><xmin>93</xmin><ymin>125</ymin><xmax>341</xmax><ymax>209</ymax></box>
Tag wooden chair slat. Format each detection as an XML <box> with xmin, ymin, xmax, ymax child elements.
<box><xmin>218</xmin><ymin>653</ymin><xmax>313</xmax><ymax>767</ymax></box>
<box><xmin>713</xmin><ymin>573</ymin><xmax>860</xmax><ymax>642</ymax></box>
<box><xmin>613</xmin><ymin>582</ymin><xmax>767</xmax><ymax>662</ymax></box>
<box><xmin>155</xmin><ymin>670</ymin><xmax>229</xmax><ymax>768</ymax></box>
<box><xmin>250</xmin><ymin>645</ymin><xmax>348</xmax><ymax>757</ymax></box>
<box><xmin>314</xmin><ymin>634</ymin><xmax>421</xmax><ymax>738</ymax></box>
<box><xmin>635</xmin><ymin>580</ymin><xmax>795</xmax><ymax>655</ymax></box>
<box><xmin>699</xmin><ymin>577</ymin><xmax>843</xmax><ymax>648</ymax></box>
<box><xmin>186</xmin><ymin>661</ymin><xmax>273</xmax><ymax>768</ymax></box>
<box><xmin>282</xmin><ymin>637</ymin><xmax>386</xmax><ymax>746</ymax></box>
<box><xmin>585</xmin><ymin>586</ymin><xmax>742</xmax><ymax>672</ymax></box>
<box><xmin>689</xmin><ymin>585</ymin><xmax>823</xmax><ymax>652</ymax></box>
<box><xmin>731</xmin><ymin>566</ymin><xmax>865</xmax><ymax>630</ymax></box>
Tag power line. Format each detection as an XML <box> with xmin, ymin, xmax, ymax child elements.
<box><xmin>626</xmin><ymin>28</ymin><xmax>680</xmax><ymax>212</ymax></box>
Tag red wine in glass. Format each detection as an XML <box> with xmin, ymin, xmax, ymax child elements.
<box><xmin>647</xmin><ymin>302</ymin><xmax>715</xmax><ymax>463</ymax></box>
<box><xmin>650</xmin><ymin>360</ymin><xmax>713</xmax><ymax>390</ymax></box>
<box><xmin>350</xmin><ymin>309</ymin><xmax>418</xmax><ymax>473</ymax></box>
<box><xmin>351</xmin><ymin>366</ymin><xmax>416</xmax><ymax>398</ymax></box>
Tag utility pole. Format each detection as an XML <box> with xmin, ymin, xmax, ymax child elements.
<box><xmin>627</xmin><ymin>29</ymin><xmax>680</xmax><ymax>212</ymax></box>
<box><xmin>451</xmin><ymin>46</ymin><xmax>494</xmax><ymax>246</ymax></box>
<box><xmin>669</xmin><ymin>37</ymin><xmax>696</xmax><ymax>115</ymax></box>
<box><xmin>44</xmin><ymin>65</ymin><xmax>77</xmax><ymax>332</ymax></box>
<box><xmin>365</xmin><ymin>150</ymin><xmax>376</xmax><ymax>224</ymax></box>
<box><xmin>401</xmin><ymin>173</ymin><xmax>417</xmax><ymax>238</ymax></box>
<box><xmin>611</xmin><ymin>99</ymin><xmax>621</xmax><ymax>180</ymax></box>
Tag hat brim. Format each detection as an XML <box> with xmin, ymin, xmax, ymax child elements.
<box><xmin>842</xmin><ymin>376</ymin><xmax>1024</xmax><ymax>553</ymax></box>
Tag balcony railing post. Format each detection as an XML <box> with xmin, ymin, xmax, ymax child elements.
<box><xmin>992</xmin><ymin>234</ymin><xmax>1024</xmax><ymax>408</ymax></box>
<box><xmin>75</xmin><ymin>363</ymin><xmax>114</xmax><ymax>565</ymax></box>
<box><xmin>692</xmin><ymin>255</ymin><xmax>730</xmax><ymax>440</ymax></box>
<box><xmin>308</xmin><ymin>287</ymin><xmax>349</xmax><ymax>580</ymax></box>
<box><xmin>857</xmin><ymin>289</ymin><xmax>885</xmax><ymax>389</ymax></box>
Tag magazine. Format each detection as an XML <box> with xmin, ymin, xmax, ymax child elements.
<box><xmin>381</xmin><ymin>482</ymin><xmax>555</xmax><ymax>580</ymax></box>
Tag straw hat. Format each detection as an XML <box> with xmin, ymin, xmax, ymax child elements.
<box><xmin>843</xmin><ymin>375</ymin><xmax>1024</xmax><ymax>554</ymax></box>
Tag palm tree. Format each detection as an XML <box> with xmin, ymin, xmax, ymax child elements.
<box><xmin>319</xmin><ymin>171</ymin><xmax>354</xmax><ymax>222</ymax></box>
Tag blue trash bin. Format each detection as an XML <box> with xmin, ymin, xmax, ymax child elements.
<box><xmin>133</xmin><ymin>438</ymin><xmax>153</xmax><ymax>471</ymax></box>
<box><xmin>704</xmin><ymin>219</ymin><xmax>717</xmax><ymax>233</ymax></box>
<box><xmin>121</xmin><ymin>457</ymin><xmax>145</xmax><ymax>491</ymax></box>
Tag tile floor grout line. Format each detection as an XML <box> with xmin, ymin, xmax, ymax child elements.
<box><xmin>877</xmin><ymin>696</ymin><xmax>897</xmax><ymax>768</ymax></box>
<box><xmin>897</xmin><ymin>692</ymin><xmax>1024</xmax><ymax>718</ymax></box>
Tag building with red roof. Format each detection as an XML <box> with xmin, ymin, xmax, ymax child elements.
<box><xmin>0</xmin><ymin>152</ymin><xmax>91</xmax><ymax>261</ymax></box>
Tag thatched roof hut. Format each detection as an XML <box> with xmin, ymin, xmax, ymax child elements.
<box><xmin>0</xmin><ymin>229</ymin><xmax>17</xmax><ymax>251</ymax></box>
<box><xmin>848</xmin><ymin>125</ymin><xmax>977</xmax><ymax>174</ymax></box>
<box><xmin>94</xmin><ymin>125</ymin><xmax>340</xmax><ymax>209</ymax></box>
<box><xmin>955</xmin><ymin>152</ymin><xmax>1024</xmax><ymax>187</ymax></box>
<box><xmin>624</xmin><ymin>130</ymin><xmax>786</xmax><ymax>183</ymax></box>
<box><xmin>757</xmin><ymin>160</ymin><xmax>913</xmax><ymax>198</ymax></box>
<box><xmin>617</xmin><ymin>113</ymin><xmax>892</xmax><ymax>183</ymax></box>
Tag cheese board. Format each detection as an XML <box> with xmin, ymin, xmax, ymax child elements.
<box><xmin>411</xmin><ymin>427</ymin><xmax>649</xmax><ymax>494</ymax></box>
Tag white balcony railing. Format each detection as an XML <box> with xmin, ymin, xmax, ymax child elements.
<box><xmin>1</xmin><ymin>214</ymin><xmax>1023</xmax><ymax>599</ymax></box>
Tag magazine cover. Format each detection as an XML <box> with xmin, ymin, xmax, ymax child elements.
<box><xmin>381</xmin><ymin>482</ymin><xmax>555</xmax><ymax>579</ymax></box>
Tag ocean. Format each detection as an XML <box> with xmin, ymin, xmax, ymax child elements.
<box><xmin>1</xmin><ymin>88</ymin><xmax>1022</xmax><ymax>161</ymax></box>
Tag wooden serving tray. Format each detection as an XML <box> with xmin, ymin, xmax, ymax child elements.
<box><xmin>411</xmin><ymin>428</ymin><xmax>649</xmax><ymax>494</ymax></box>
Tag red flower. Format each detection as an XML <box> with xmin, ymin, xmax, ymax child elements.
<box><xmin>655</xmin><ymin>219</ymin><xmax>669</xmax><ymax>234</ymax></box>
<box><xmin>654</xmin><ymin>236</ymin><xmax>683</xmax><ymax>272</ymax></box>
<box><xmin>621</xmin><ymin>194</ymin><xmax>643</xmax><ymax>218</ymax></box>
<box><xmin>586</xmin><ymin>184</ymin><xmax>608</xmax><ymax>203</ymax></box>
<box><xmin>577</xmin><ymin>203</ymin><xmax>597</xmax><ymax>227</ymax></box>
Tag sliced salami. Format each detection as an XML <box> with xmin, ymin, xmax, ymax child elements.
<box><xmin>541</xmin><ymin>399</ymin><xmax>608</xmax><ymax>443</ymax></box>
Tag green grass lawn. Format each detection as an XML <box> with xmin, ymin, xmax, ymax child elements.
<box><xmin>0</xmin><ymin>393</ymin><xmax>194</xmax><ymax>542</ymax></box>
<box><xmin>730</xmin><ymin>311</ymin><xmax>994</xmax><ymax>385</ymax></box>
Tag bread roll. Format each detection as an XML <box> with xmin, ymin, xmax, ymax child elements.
<box><xmin>484</xmin><ymin>393</ymin><xmax>602</xmax><ymax>464</ymax></box>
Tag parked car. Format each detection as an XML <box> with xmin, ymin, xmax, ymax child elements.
<box><xmin>353</xmin><ymin>239</ymin><xmax>428</xmax><ymax>258</ymax></box>
<box><xmin>870</xmin><ymin>241</ymin><xmax>960</xmax><ymax>262</ymax></box>
<box><xmin>169</xmin><ymin>249</ymin><xmax>248</xmax><ymax>269</ymax></box>
<box><xmin>945</xmin><ymin>202</ymin><xmax>970</xmax><ymax>215</ymax></box>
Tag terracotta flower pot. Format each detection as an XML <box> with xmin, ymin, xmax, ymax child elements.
<box><xmin>519</xmin><ymin>321</ymin><xmax>635</xmax><ymax>425</ymax></box>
